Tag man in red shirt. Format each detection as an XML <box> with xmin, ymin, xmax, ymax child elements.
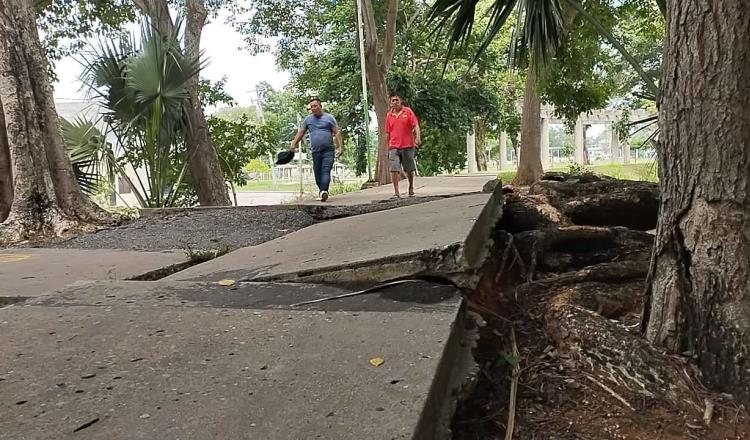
<box><xmin>385</xmin><ymin>93</ymin><xmax>421</xmax><ymax>198</ymax></box>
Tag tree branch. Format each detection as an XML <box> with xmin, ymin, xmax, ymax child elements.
<box><xmin>133</xmin><ymin>0</ymin><xmax>173</xmax><ymax>34</ymax></box>
<box><xmin>360</xmin><ymin>0</ymin><xmax>379</xmax><ymax>63</ymax></box>
<box><xmin>381</xmin><ymin>0</ymin><xmax>398</xmax><ymax>72</ymax></box>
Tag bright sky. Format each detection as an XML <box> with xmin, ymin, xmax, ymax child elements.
<box><xmin>52</xmin><ymin>11</ymin><xmax>289</xmax><ymax>109</ymax></box>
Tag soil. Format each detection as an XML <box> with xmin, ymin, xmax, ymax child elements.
<box><xmin>453</xmin><ymin>176</ymin><xmax>750</xmax><ymax>440</ymax></box>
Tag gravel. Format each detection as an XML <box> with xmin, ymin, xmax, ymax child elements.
<box><xmin>30</xmin><ymin>196</ymin><xmax>448</xmax><ymax>252</ymax></box>
<box><xmin>45</xmin><ymin>208</ymin><xmax>317</xmax><ymax>251</ymax></box>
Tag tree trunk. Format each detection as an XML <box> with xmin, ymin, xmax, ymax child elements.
<box><xmin>371</xmin><ymin>79</ymin><xmax>390</xmax><ymax>185</ymax></box>
<box><xmin>0</xmin><ymin>0</ymin><xmax>108</xmax><ymax>241</ymax></box>
<box><xmin>135</xmin><ymin>0</ymin><xmax>230</xmax><ymax>206</ymax></box>
<box><xmin>184</xmin><ymin>0</ymin><xmax>230</xmax><ymax>206</ymax></box>
<box><xmin>513</xmin><ymin>66</ymin><xmax>543</xmax><ymax>185</ymax></box>
<box><xmin>475</xmin><ymin>118</ymin><xmax>488</xmax><ymax>171</ymax></box>
<box><xmin>0</xmin><ymin>102</ymin><xmax>12</xmax><ymax>222</ymax></box>
<box><xmin>360</xmin><ymin>0</ymin><xmax>398</xmax><ymax>185</ymax></box>
<box><xmin>644</xmin><ymin>0</ymin><xmax>750</xmax><ymax>403</ymax></box>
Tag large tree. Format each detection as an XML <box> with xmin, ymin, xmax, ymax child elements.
<box><xmin>0</xmin><ymin>0</ymin><xmax>109</xmax><ymax>241</ymax></box>
<box><xmin>643</xmin><ymin>0</ymin><xmax>750</xmax><ymax>402</ymax></box>
<box><xmin>133</xmin><ymin>0</ymin><xmax>231</xmax><ymax>206</ymax></box>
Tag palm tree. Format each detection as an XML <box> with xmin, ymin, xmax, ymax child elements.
<box><xmin>81</xmin><ymin>19</ymin><xmax>201</xmax><ymax>208</ymax></box>
<box><xmin>429</xmin><ymin>0</ymin><xmax>660</xmax><ymax>184</ymax></box>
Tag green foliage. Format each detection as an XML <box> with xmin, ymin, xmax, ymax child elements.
<box><xmin>208</xmin><ymin>115</ymin><xmax>269</xmax><ymax>187</ymax></box>
<box><xmin>36</xmin><ymin>0</ymin><xmax>136</xmax><ymax>77</ymax></box>
<box><xmin>200</xmin><ymin>76</ymin><xmax>236</xmax><ymax>108</ymax></box>
<box><xmin>244</xmin><ymin>159</ymin><xmax>271</xmax><ymax>174</ymax></box>
<box><xmin>568</xmin><ymin>163</ymin><xmax>593</xmax><ymax>177</ymax></box>
<box><xmin>539</xmin><ymin>2</ymin><xmax>617</xmax><ymax>129</ymax></box>
<box><xmin>61</xmin><ymin>116</ymin><xmax>115</xmax><ymax>196</ymax></box>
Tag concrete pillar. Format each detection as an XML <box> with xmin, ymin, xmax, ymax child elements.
<box><xmin>541</xmin><ymin>118</ymin><xmax>550</xmax><ymax>169</ymax></box>
<box><xmin>622</xmin><ymin>138</ymin><xmax>631</xmax><ymax>164</ymax></box>
<box><xmin>467</xmin><ymin>130</ymin><xmax>478</xmax><ymax>174</ymax></box>
<box><xmin>609</xmin><ymin>126</ymin><xmax>621</xmax><ymax>162</ymax></box>
<box><xmin>499</xmin><ymin>131</ymin><xmax>509</xmax><ymax>170</ymax></box>
<box><xmin>573</xmin><ymin>117</ymin><xmax>585</xmax><ymax>164</ymax></box>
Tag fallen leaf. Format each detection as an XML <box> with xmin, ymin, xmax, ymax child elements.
<box><xmin>370</xmin><ymin>357</ymin><xmax>384</xmax><ymax>367</ymax></box>
<box><xmin>218</xmin><ymin>279</ymin><xmax>236</xmax><ymax>287</ymax></box>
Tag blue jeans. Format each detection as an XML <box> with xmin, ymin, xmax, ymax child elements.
<box><xmin>312</xmin><ymin>149</ymin><xmax>335</xmax><ymax>192</ymax></box>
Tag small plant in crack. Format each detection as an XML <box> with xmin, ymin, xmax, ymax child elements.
<box><xmin>567</xmin><ymin>163</ymin><xmax>594</xmax><ymax>177</ymax></box>
<box><xmin>183</xmin><ymin>245</ymin><xmax>231</xmax><ymax>264</ymax></box>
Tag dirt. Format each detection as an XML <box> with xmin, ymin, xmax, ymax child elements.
<box><xmin>452</xmin><ymin>177</ymin><xmax>750</xmax><ymax>440</ymax></box>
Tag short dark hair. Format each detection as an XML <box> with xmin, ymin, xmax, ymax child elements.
<box><xmin>389</xmin><ymin>92</ymin><xmax>402</xmax><ymax>99</ymax></box>
<box><xmin>309</xmin><ymin>97</ymin><xmax>322</xmax><ymax>104</ymax></box>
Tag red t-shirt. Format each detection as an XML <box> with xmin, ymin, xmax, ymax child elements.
<box><xmin>386</xmin><ymin>106</ymin><xmax>418</xmax><ymax>149</ymax></box>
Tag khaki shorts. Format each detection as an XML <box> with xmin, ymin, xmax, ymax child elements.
<box><xmin>388</xmin><ymin>147</ymin><xmax>417</xmax><ymax>172</ymax></box>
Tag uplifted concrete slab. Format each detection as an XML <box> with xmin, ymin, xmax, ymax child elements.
<box><xmin>0</xmin><ymin>248</ymin><xmax>185</xmax><ymax>297</ymax></box>
<box><xmin>0</xmin><ymin>279</ymin><xmax>472</xmax><ymax>440</ymax></box>
<box><xmin>317</xmin><ymin>175</ymin><xmax>494</xmax><ymax>206</ymax></box>
<box><xmin>166</xmin><ymin>192</ymin><xmax>501</xmax><ymax>284</ymax></box>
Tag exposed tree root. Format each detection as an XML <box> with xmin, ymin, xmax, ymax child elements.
<box><xmin>454</xmin><ymin>178</ymin><xmax>749</xmax><ymax>439</ymax></box>
<box><xmin>546</xmin><ymin>280</ymin><xmax>704</xmax><ymax>413</ymax></box>
<box><xmin>529</xmin><ymin>177</ymin><xmax>659</xmax><ymax>231</ymax></box>
<box><xmin>0</xmin><ymin>207</ymin><xmax>111</xmax><ymax>245</ymax></box>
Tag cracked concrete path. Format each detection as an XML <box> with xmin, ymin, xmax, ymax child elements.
<box><xmin>0</xmin><ymin>249</ymin><xmax>185</xmax><ymax>297</ymax></box>
<box><xmin>166</xmin><ymin>192</ymin><xmax>499</xmax><ymax>284</ymax></box>
<box><xmin>313</xmin><ymin>175</ymin><xmax>495</xmax><ymax>206</ymax></box>
<box><xmin>0</xmin><ymin>280</ymin><xmax>468</xmax><ymax>440</ymax></box>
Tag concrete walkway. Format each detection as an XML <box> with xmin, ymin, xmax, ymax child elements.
<box><xmin>0</xmin><ymin>280</ymin><xmax>471</xmax><ymax>440</ymax></box>
<box><xmin>310</xmin><ymin>175</ymin><xmax>493</xmax><ymax>206</ymax></box>
<box><xmin>0</xmin><ymin>248</ymin><xmax>185</xmax><ymax>297</ymax></box>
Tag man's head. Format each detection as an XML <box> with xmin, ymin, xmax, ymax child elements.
<box><xmin>389</xmin><ymin>93</ymin><xmax>403</xmax><ymax>111</ymax></box>
<box><xmin>309</xmin><ymin>98</ymin><xmax>323</xmax><ymax>116</ymax></box>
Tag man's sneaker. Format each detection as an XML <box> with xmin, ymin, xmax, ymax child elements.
<box><xmin>320</xmin><ymin>190</ymin><xmax>329</xmax><ymax>202</ymax></box>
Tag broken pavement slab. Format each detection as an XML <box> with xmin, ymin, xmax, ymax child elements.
<box><xmin>0</xmin><ymin>248</ymin><xmax>186</xmax><ymax>298</ymax></box>
<box><xmin>316</xmin><ymin>175</ymin><xmax>497</xmax><ymax>206</ymax></box>
<box><xmin>0</xmin><ymin>279</ymin><xmax>476</xmax><ymax>440</ymax></box>
<box><xmin>166</xmin><ymin>190</ymin><xmax>502</xmax><ymax>286</ymax></box>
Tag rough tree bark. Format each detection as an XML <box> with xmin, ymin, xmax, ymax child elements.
<box><xmin>360</xmin><ymin>0</ymin><xmax>398</xmax><ymax>185</ymax></box>
<box><xmin>0</xmin><ymin>0</ymin><xmax>109</xmax><ymax>241</ymax></box>
<box><xmin>644</xmin><ymin>1</ymin><xmax>750</xmax><ymax>403</ymax></box>
<box><xmin>0</xmin><ymin>101</ymin><xmax>11</xmax><ymax>222</ymax></box>
<box><xmin>513</xmin><ymin>65</ymin><xmax>543</xmax><ymax>185</ymax></box>
<box><xmin>134</xmin><ymin>0</ymin><xmax>231</xmax><ymax>206</ymax></box>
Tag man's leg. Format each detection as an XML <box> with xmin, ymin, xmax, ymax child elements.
<box><xmin>312</xmin><ymin>151</ymin><xmax>323</xmax><ymax>194</ymax></box>
<box><xmin>402</xmin><ymin>148</ymin><xmax>417</xmax><ymax>196</ymax></box>
<box><xmin>388</xmin><ymin>149</ymin><xmax>401</xmax><ymax>197</ymax></box>
<box><xmin>319</xmin><ymin>149</ymin><xmax>334</xmax><ymax>193</ymax></box>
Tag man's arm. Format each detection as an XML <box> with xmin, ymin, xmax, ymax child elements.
<box><xmin>290</xmin><ymin>127</ymin><xmax>307</xmax><ymax>152</ymax></box>
<box><xmin>409</xmin><ymin>109</ymin><xmax>421</xmax><ymax>147</ymax></box>
<box><xmin>333</xmin><ymin>127</ymin><xmax>344</xmax><ymax>155</ymax></box>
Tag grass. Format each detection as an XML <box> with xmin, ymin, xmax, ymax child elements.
<box><xmin>496</xmin><ymin>162</ymin><xmax>658</xmax><ymax>184</ymax></box>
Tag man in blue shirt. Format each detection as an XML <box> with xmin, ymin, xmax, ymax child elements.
<box><xmin>290</xmin><ymin>98</ymin><xmax>344</xmax><ymax>202</ymax></box>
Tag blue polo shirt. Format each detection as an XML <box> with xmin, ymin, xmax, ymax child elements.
<box><xmin>303</xmin><ymin>113</ymin><xmax>338</xmax><ymax>153</ymax></box>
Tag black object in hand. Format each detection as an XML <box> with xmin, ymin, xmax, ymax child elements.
<box><xmin>276</xmin><ymin>150</ymin><xmax>294</xmax><ymax>165</ymax></box>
